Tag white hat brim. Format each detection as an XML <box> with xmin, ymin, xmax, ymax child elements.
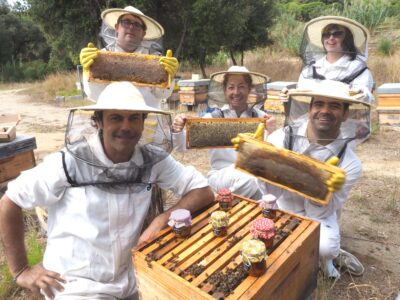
<box><xmin>101</xmin><ymin>8</ymin><xmax>164</xmax><ymax>40</ymax></box>
<box><xmin>305</xmin><ymin>16</ymin><xmax>369</xmax><ymax>50</ymax></box>
<box><xmin>289</xmin><ymin>90</ymin><xmax>371</xmax><ymax>106</ymax></box>
<box><xmin>211</xmin><ymin>70</ymin><xmax>269</xmax><ymax>86</ymax></box>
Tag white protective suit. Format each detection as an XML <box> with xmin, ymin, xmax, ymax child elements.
<box><xmin>258</xmin><ymin>121</ymin><xmax>362</xmax><ymax>261</ymax></box>
<box><xmin>6</xmin><ymin>134</ymin><xmax>208</xmax><ymax>299</ymax></box>
<box><xmin>173</xmin><ymin>106</ymin><xmax>267</xmax><ymax>199</ymax></box>
<box><xmin>298</xmin><ymin>55</ymin><xmax>374</xmax><ymax>104</ymax></box>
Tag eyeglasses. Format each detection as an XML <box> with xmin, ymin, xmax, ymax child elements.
<box><xmin>120</xmin><ymin>19</ymin><xmax>144</xmax><ymax>30</ymax></box>
<box><xmin>322</xmin><ymin>31</ymin><xmax>344</xmax><ymax>39</ymax></box>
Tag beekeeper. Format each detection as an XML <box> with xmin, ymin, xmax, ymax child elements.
<box><xmin>0</xmin><ymin>82</ymin><xmax>213</xmax><ymax>300</ymax></box>
<box><xmin>172</xmin><ymin>66</ymin><xmax>275</xmax><ymax>200</ymax></box>
<box><xmin>256</xmin><ymin>80</ymin><xmax>368</xmax><ymax>278</ymax></box>
<box><xmin>79</xmin><ymin>5</ymin><xmax>179</xmax><ymax>107</ymax></box>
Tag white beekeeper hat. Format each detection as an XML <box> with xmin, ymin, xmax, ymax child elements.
<box><xmin>289</xmin><ymin>79</ymin><xmax>370</xmax><ymax>106</ymax></box>
<box><xmin>73</xmin><ymin>82</ymin><xmax>170</xmax><ymax>114</ymax></box>
<box><xmin>101</xmin><ymin>6</ymin><xmax>164</xmax><ymax>40</ymax></box>
<box><xmin>304</xmin><ymin>16</ymin><xmax>369</xmax><ymax>52</ymax></box>
<box><xmin>210</xmin><ymin>65</ymin><xmax>269</xmax><ymax>86</ymax></box>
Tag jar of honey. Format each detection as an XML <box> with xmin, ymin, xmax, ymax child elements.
<box><xmin>257</xmin><ymin>194</ymin><xmax>277</xmax><ymax>219</ymax></box>
<box><xmin>215</xmin><ymin>188</ymin><xmax>234</xmax><ymax>211</ymax></box>
<box><xmin>210</xmin><ymin>210</ymin><xmax>229</xmax><ymax>237</ymax></box>
<box><xmin>250</xmin><ymin>218</ymin><xmax>276</xmax><ymax>250</ymax></box>
<box><xmin>168</xmin><ymin>209</ymin><xmax>192</xmax><ymax>238</ymax></box>
<box><xmin>241</xmin><ymin>239</ymin><xmax>267</xmax><ymax>277</ymax></box>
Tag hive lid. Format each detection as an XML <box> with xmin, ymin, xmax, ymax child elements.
<box><xmin>376</xmin><ymin>83</ymin><xmax>400</xmax><ymax>94</ymax></box>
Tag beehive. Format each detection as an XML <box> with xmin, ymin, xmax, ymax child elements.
<box><xmin>178</xmin><ymin>79</ymin><xmax>210</xmax><ymax>105</ymax></box>
<box><xmin>376</xmin><ymin>83</ymin><xmax>400</xmax><ymax>127</ymax></box>
<box><xmin>185</xmin><ymin>118</ymin><xmax>264</xmax><ymax>149</ymax></box>
<box><xmin>264</xmin><ymin>82</ymin><xmax>296</xmax><ymax>114</ymax></box>
<box><xmin>132</xmin><ymin>195</ymin><xmax>319</xmax><ymax>300</ymax></box>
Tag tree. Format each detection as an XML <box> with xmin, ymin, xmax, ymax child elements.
<box><xmin>142</xmin><ymin>0</ymin><xmax>276</xmax><ymax>77</ymax></box>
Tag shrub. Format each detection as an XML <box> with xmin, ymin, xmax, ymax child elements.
<box><xmin>271</xmin><ymin>13</ymin><xmax>303</xmax><ymax>56</ymax></box>
<box><xmin>377</xmin><ymin>37</ymin><xmax>396</xmax><ymax>56</ymax></box>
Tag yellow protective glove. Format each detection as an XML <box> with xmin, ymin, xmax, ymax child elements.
<box><xmin>325</xmin><ymin>156</ymin><xmax>346</xmax><ymax>192</ymax></box>
<box><xmin>159</xmin><ymin>49</ymin><xmax>179</xmax><ymax>78</ymax></box>
<box><xmin>79</xmin><ymin>42</ymin><xmax>99</xmax><ymax>76</ymax></box>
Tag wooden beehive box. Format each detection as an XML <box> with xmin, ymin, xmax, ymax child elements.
<box><xmin>178</xmin><ymin>79</ymin><xmax>210</xmax><ymax>105</ymax></box>
<box><xmin>132</xmin><ymin>195</ymin><xmax>319</xmax><ymax>300</ymax></box>
<box><xmin>376</xmin><ymin>83</ymin><xmax>400</xmax><ymax>127</ymax></box>
<box><xmin>185</xmin><ymin>118</ymin><xmax>264</xmax><ymax>149</ymax></box>
<box><xmin>264</xmin><ymin>82</ymin><xmax>296</xmax><ymax>114</ymax></box>
<box><xmin>88</xmin><ymin>51</ymin><xmax>169</xmax><ymax>88</ymax></box>
<box><xmin>0</xmin><ymin>135</ymin><xmax>36</xmax><ymax>184</ymax></box>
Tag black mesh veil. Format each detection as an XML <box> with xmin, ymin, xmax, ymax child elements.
<box><xmin>64</xmin><ymin>109</ymin><xmax>172</xmax><ymax>192</ymax></box>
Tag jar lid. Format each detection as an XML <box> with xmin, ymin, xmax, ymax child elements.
<box><xmin>168</xmin><ymin>209</ymin><xmax>192</xmax><ymax>228</ymax></box>
<box><xmin>256</xmin><ymin>194</ymin><xmax>277</xmax><ymax>209</ymax></box>
<box><xmin>250</xmin><ymin>218</ymin><xmax>276</xmax><ymax>240</ymax></box>
<box><xmin>241</xmin><ymin>239</ymin><xmax>267</xmax><ymax>263</ymax></box>
<box><xmin>210</xmin><ymin>210</ymin><xmax>229</xmax><ymax>227</ymax></box>
<box><xmin>216</xmin><ymin>188</ymin><xmax>233</xmax><ymax>203</ymax></box>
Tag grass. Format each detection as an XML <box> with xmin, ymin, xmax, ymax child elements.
<box><xmin>0</xmin><ymin>220</ymin><xmax>44</xmax><ymax>299</ymax></box>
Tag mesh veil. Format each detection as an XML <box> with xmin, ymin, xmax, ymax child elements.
<box><xmin>299</xmin><ymin>21</ymin><xmax>369</xmax><ymax>82</ymax></box>
<box><xmin>64</xmin><ymin>109</ymin><xmax>172</xmax><ymax>192</ymax></box>
<box><xmin>207</xmin><ymin>73</ymin><xmax>268</xmax><ymax>111</ymax></box>
<box><xmin>284</xmin><ymin>94</ymin><xmax>371</xmax><ymax>147</ymax></box>
<box><xmin>99</xmin><ymin>21</ymin><xmax>164</xmax><ymax>55</ymax></box>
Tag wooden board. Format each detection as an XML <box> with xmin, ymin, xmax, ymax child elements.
<box><xmin>234</xmin><ymin>134</ymin><xmax>343</xmax><ymax>206</ymax></box>
<box><xmin>185</xmin><ymin>118</ymin><xmax>264</xmax><ymax>149</ymax></box>
<box><xmin>0</xmin><ymin>150</ymin><xmax>36</xmax><ymax>183</ymax></box>
<box><xmin>89</xmin><ymin>51</ymin><xmax>169</xmax><ymax>88</ymax></box>
<box><xmin>132</xmin><ymin>195</ymin><xmax>319</xmax><ymax>300</ymax></box>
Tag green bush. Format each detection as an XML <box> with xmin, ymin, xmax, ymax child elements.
<box><xmin>22</xmin><ymin>60</ymin><xmax>49</xmax><ymax>81</ymax></box>
<box><xmin>271</xmin><ymin>13</ymin><xmax>303</xmax><ymax>56</ymax></box>
<box><xmin>377</xmin><ymin>37</ymin><xmax>396</xmax><ymax>56</ymax></box>
<box><xmin>329</xmin><ymin>0</ymin><xmax>391</xmax><ymax>31</ymax></box>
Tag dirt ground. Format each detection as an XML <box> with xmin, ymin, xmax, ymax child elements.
<box><xmin>0</xmin><ymin>88</ymin><xmax>399</xmax><ymax>299</ymax></box>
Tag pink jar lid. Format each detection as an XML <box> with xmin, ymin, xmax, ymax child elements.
<box><xmin>216</xmin><ymin>188</ymin><xmax>233</xmax><ymax>203</ymax></box>
<box><xmin>168</xmin><ymin>209</ymin><xmax>192</xmax><ymax>228</ymax></box>
<box><xmin>250</xmin><ymin>218</ymin><xmax>276</xmax><ymax>240</ymax></box>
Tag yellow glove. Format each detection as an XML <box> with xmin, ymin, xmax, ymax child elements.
<box><xmin>325</xmin><ymin>156</ymin><xmax>346</xmax><ymax>192</ymax></box>
<box><xmin>80</xmin><ymin>42</ymin><xmax>99</xmax><ymax>76</ymax></box>
<box><xmin>159</xmin><ymin>49</ymin><xmax>179</xmax><ymax>78</ymax></box>
<box><xmin>231</xmin><ymin>135</ymin><xmax>243</xmax><ymax>151</ymax></box>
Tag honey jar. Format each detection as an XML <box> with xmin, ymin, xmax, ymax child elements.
<box><xmin>241</xmin><ymin>239</ymin><xmax>267</xmax><ymax>277</ymax></box>
<box><xmin>215</xmin><ymin>188</ymin><xmax>234</xmax><ymax>211</ymax></box>
<box><xmin>250</xmin><ymin>218</ymin><xmax>276</xmax><ymax>249</ymax></box>
<box><xmin>210</xmin><ymin>210</ymin><xmax>229</xmax><ymax>237</ymax></box>
<box><xmin>257</xmin><ymin>194</ymin><xmax>277</xmax><ymax>219</ymax></box>
<box><xmin>168</xmin><ymin>209</ymin><xmax>192</xmax><ymax>238</ymax></box>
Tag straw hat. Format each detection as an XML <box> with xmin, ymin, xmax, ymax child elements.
<box><xmin>210</xmin><ymin>66</ymin><xmax>270</xmax><ymax>86</ymax></box>
<box><xmin>101</xmin><ymin>6</ymin><xmax>164</xmax><ymax>40</ymax></box>
<box><xmin>289</xmin><ymin>79</ymin><xmax>370</xmax><ymax>106</ymax></box>
<box><xmin>305</xmin><ymin>16</ymin><xmax>369</xmax><ymax>50</ymax></box>
<box><xmin>73</xmin><ymin>82</ymin><xmax>170</xmax><ymax>114</ymax></box>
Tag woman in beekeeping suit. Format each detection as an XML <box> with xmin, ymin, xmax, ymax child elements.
<box><xmin>298</xmin><ymin>16</ymin><xmax>374</xmax><ymax>104</ymax></box>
